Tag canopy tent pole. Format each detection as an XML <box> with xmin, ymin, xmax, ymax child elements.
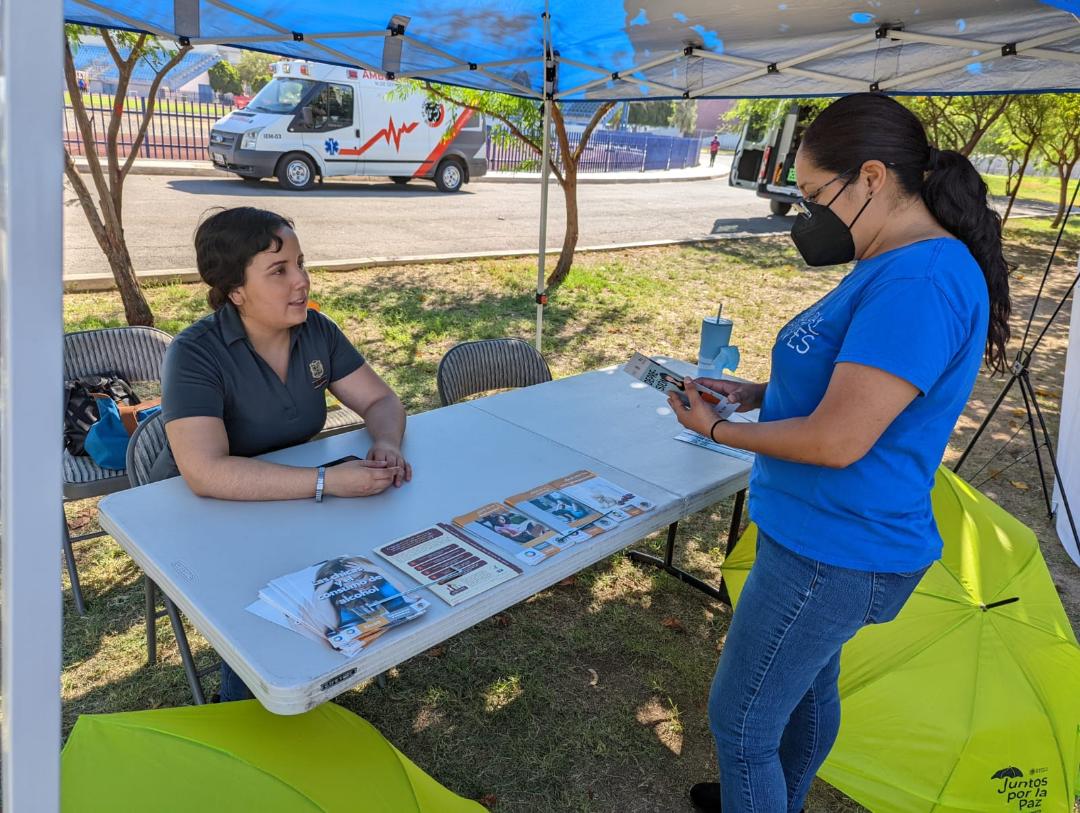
<box><xmin>2</xmin><ymin>0</ymin><xmax>64</xmax><ymax>808</ymax></box>
<box><xmin>534</xmin><ymin>1</ymin><xmax>553</xmax><ymax>352</ymax></box>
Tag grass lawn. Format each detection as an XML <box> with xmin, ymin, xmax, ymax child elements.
<box><xmin>983</xmin><ymin>170</ymin><xmax>1071</xmax><ymax>208</ymax></box>
<box><xmin>62</xmin><ymin>221</ymin><xmax>1080</xmax><ymax>812</ymax></box>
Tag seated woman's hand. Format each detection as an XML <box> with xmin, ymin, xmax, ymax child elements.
<box><xmin>323</xmin><ymin>459</ymin><xmax>402</xmax><ymax>497</ymax></box>
<box><xmin>366</xmin><ymin>441</ymin><xmax>413</xmax><ymax>487</ymax></box>
<box><xmin>694</xmin><ymin>378</ymin><xmax>766</xmax><ymax>412</ymax></box>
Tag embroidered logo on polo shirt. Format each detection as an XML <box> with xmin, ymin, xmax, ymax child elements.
<box><xmin>309</xmin><ymin>359</ymin><xmax>328</xmax><ymax>387</ymax></box>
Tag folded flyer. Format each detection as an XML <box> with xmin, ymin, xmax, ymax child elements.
<box><xmin>556</xmin><ymin>469</ymin><xmax>657</xmax><ymax>523</ymax></box>
<box><xmin>453</xmin><ymin>501</ymin><xmax>562</xmax><ymax>560</ymax></box>
<box><xmin>623</xmin><ymin>352</ymin><xmax>740</xmax><ymax>419</ymax></box>
<box><xmin>374</xmin><ymin>523</ymin><xmax>522</xmax><ymax>606</ymax></box>
<box><xmin>505</xmin><ymin>478</ymin><xmax>619</xmax><ymax>542</ymax></box>
<box><xmin>247</xmin><ymin>555</ymin><xmax>428</xmax><ymax>657</ymax></box>
<box><xmin>675</xmin><ymin>428</ymin><xmax>755</xmax><ymax>462</ymax></box>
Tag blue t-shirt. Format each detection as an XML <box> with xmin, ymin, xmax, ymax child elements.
<box><xmin>748</xmin><ymin>238</ymin><xmax>989</xmax><ymax>572</ymax></box>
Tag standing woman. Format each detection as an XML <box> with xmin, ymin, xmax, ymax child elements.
<box><xmin>672</xmin><ymin>94</ymin><xmax>1010</xmax><ymax>812</ymax></box>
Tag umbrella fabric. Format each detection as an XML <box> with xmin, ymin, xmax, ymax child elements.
<box><xmin>62</xmin><ymin>700</ymin><xmax>484</xmax><ymax>812</ymax></box>
<box><xmin>722</xmin><ymin>467</ymin><xmax>1080</xmax><ymax>813</ymax></box>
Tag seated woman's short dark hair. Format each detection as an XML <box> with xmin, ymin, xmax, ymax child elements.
<box><xmin>195</xmin><ymin>207</ymin><xmax>295</xmax><ymax>310</ymax></box>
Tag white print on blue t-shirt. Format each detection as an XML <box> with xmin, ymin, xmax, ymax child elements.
<box><xmin>778</xmin><ymin>307</ymin><xmax>825</xmax><ymax>355</ymax></box>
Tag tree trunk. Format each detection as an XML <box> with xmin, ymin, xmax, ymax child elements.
<box><xmin>547</xmin><ymin>166</ymin><xmax>578</xmax><ymax>290</ymax></box>
<box><xmin>1003</xmin><ymin>142</ymin><xmax>1036</xmax><ymax>226</ymax></box>
<box><xmin>104</xmin><ymin>232</ymin><xmax>154</xmax><ymax>326</ymax></box>
<box><xmin>1052</xmin><ymin>163</ymin><xmax>1075</xmax><ymax>229</ymax></box>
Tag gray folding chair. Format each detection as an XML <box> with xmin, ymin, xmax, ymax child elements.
<box><xmin>436</xmin><ymin>338</ymin><xmax>552</xmax><ymax>406</ymax></box>
<box><xmin>126</xmin><ymin>412</ymin><xmax>213</xmax><ymax>704</ymax></box>
<box><xmin>63</xmin><ymin>326</ymin><xmax>172</xmax><ymax>615</ymax></box>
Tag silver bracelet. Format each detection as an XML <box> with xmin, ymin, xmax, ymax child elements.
<box><xmin>315</xmin><ymin>465</ymin><xmax>326</xmax><ymax>503</ymax></box>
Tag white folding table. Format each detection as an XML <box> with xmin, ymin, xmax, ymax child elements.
<box><xmin>98</xmin><ymin>361</ymin><xmax>753</xmax><ymax>714</ymax></box>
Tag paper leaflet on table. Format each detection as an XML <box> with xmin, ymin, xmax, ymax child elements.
<box><xmin>623</xmin><ymin>352</ymin><xmax>740</xmax><ymax>420</ymax></box>
<box><xmin>452</xmin><ymin>502</ymin><xmax>564</xmax><ymax>566</ymax></box>
<box><xmin>551</xmin><ymin>470</ymin><xmax>656</xmax><ymax>523</ymax></box>
<box><xmin>506</xmin><ymin>475</ymin><xmax>620</xmax><ymax>541</ymax></box>
<box><xmin>675</xmin><ymin>429</ymin><xmax>755</xmax><ymax>462</ymax></box>
<box><xmin>246</xmin><ymin>555</ymin><xmax>428</xmax><ymax>656</ymax></box>
<box><xmin>374</xmin><ymin>523</ymin><xmax>522</xmax><ymax>606</ymax></box>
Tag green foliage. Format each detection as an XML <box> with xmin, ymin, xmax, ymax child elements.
<box><xmin>722</xmin><ymin>98</ymin><xmax>829</xmax><ymax>138</ymax></box>
<box><xmin>208</xmin><ymin>60</ymin><xmax>242</xmax><ymax>95</ymax></box>
<box><xmin>236</xmin><ymin>51</ymin><xmax>276</xmax><ymax>94</ymax></box>
<box><xmin>627</xmin><ymin>100</ymin><xmax>674</xmax><ymax>128</ymax></box>
<box><xmin>671</xmin><ymin>100</ymin><xmax>698</xmax><ymax>137</ymax></box>
<box><xmin>901</xmin><ymin>95</ymin><xmax>1010</xmax><ymax>156</ymax></box>
<box><xmin>65</xmin><ymin>23</ymin><xmax>177</xmax><ymax>71</ymax></box>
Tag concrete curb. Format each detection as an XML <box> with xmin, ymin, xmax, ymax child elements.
<box><xmin>70</xmin><ymin>157</ymin><xmax>728</xmax><ymax>185</ymax></box>
<box><xmin>63</xmin><ymin>231</ymin><xmax>774</xmax><ymax>293</ymax></box>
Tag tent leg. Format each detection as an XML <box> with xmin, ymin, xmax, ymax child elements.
<box><xmin>534</xmin><ymin>5</ymin><xmax>554</xmax><ymax>352</ymax></box>
<box><xmin>1022</xmin><ymin>370</ymin><xmax>1080</xmax><ymax>548</ymax></box>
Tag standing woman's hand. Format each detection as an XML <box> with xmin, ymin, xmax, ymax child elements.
<box><xmin>694</xmin><ymin>378</ymin><xmax>767</xmax><ymax>412</ymax></box>
<box><xmin>668</xmin><ymin>378</ymin><xmax>729</xmax><ymax>439</ymax></box>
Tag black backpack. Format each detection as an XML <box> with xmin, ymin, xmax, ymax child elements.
<box><xmin>63</xmin><ymin>373</ymin><xmax>139</xmax><ymax>456</ymax></box>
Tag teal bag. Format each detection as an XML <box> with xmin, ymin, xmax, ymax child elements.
<box><xmin>84</xmin><ymin>399</ymin><xmax>161</xmax><ymax>470</ymax></box>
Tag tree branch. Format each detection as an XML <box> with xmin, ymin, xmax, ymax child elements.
<box><xmin>64</xmin><ymin>150</ymin><xmax>112</xmax><ymax>255</ymax></box>
<box><xmin>121</xmin><ymin>43</ymin><xmax>192</xmax><ymax>181</ymax></box>
<box><xmin>572</xmin><ymin>101</ymin><xmax>616</xmax><ymax>164</ymax></box>
<box><xmin>64</xmin><ymin>36</ymin><xmax>119</xmax><ymax>228</ymax></box>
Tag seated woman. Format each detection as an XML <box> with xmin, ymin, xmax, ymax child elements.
<box><xmin>160</xmin><ymin>206</ymin><xmax>412</xmax><ymax>701</ymax></box>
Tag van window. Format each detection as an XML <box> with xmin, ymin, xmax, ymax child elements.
<box><xmin>298</xmin><ymin>83</ymin><xmax>354</xmax><ymax>132</ymax></box>
<box><xmin>247</xmin><ymin>78</ymin><xmax>315</xmax><ymax>115</ymax></box>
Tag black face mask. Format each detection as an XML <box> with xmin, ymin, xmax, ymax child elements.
<box><xmin>790</xmin><ymin>175</ymin><xmax>874</xmax><ymax>267</ymax></box>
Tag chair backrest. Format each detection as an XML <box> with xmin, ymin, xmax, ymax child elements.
<box><xmin>436</xmin><ymin>338</ymin><xmax>552</xmax><ymax>406</ymax></box>
<box><xmin>125</xmin><ymin>412</ymin><xmax>168</xmax><ymax>487</ymax></box>
<box><xmin>64</xmin><ymin>327</ymin><xmax>173</xmax><ymax>384</ymax></box>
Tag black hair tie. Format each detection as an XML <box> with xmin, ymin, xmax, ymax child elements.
<box><xmin>926</xmin><ymin>146</ymin><xmax>941</xmax><ymax>171</ymax></box>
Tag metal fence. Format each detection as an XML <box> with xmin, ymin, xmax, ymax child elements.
<box><xmin>487</xmin><ymin>128</ymin><xmax>703</xmax><ymax>174</ymax></box>
<box><xmin>64</xmin><ymin>94</ymin><xmax>231</xmax><ymax>161</ymax></box>
<box><xmin>64</xmin><ymin>94</ymin><xmax>705</xmax><ymax>173</ymax></box>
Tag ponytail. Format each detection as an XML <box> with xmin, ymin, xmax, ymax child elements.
<box><xmin>801</xmin><ymin>93</ymin><xmax>1011</xmax><ymax>375</ymax></box>
<box><xmin>921</xmin><ymin>148</ymin><xmax>1010</xmax><ymax>374</ymax></box>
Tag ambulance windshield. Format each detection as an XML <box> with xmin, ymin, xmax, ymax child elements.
<box><xmin>246</xmin><ymin>78</ymin><xmax>315</xmax><ymax>115</ymax></box>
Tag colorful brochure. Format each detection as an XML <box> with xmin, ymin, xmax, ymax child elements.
<box><xmin>246</xmin><ymin>555</ymin><xmax>428</xmax><ymax>657</ymax></box>
<box><xmin>623</xmin><ymin>352</ymin><xmax>740</xmax><ymax>419</ymax></box>
<box><xmin>374</xmin><ymin>523</ymin><xmax>522</xmax><ymax>606</ymax></box>
<box><xmin>556</xmin><ymin>469</ymin><xmax>657</xmax><ymax>522</ymax></box>
<box><xmin>453</xmin><ymin>502</ymin><xmax>563</xmax><ymax>565</ymax></box>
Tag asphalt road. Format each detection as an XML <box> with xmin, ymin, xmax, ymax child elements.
<box><xmin>63</xmin><ymin>157</ymin><xmax>794</xmax><ymax>279</ymax></box>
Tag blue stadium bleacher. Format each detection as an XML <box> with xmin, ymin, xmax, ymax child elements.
<box><xmin>71</xmin><ymin>43</ymin><xmax>221</xmax><ymax>89</ymax></box>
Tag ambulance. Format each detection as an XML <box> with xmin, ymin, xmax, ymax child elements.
<box><xmin>208</xmin><ymin>60</ymin><xmax>487</xmax><ymax>192</ymax></box>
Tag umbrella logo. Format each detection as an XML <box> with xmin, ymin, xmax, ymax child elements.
<box><xmin>991</xmin><ymin>767</ymin><xmax>1024</xmax><ymax>779</ymax></box>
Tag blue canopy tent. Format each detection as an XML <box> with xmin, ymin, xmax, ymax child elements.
<box><xmin>3</xmin><ymin>1</ymin><xmax>1080</xmax><ymax>810</ymax></box>
<box><xmin>58</xmin><ymin>0</ymin><xmax>1080</xmax><ymax>345</ymax></box>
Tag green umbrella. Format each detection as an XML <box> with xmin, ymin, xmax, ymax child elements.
<box><xmin>722</xmin><ymin>467</ymin><xmax>1080</xmax><ymax>812</ymax></box>
<box><xmin>62</xmin><ymin>700</ymin><xmax>485</xmax><ymax>812</ymax></box>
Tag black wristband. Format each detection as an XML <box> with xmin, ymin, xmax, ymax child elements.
<box><xmin>709</xmin><ymin>419</ymin><xmax>724</xmax><ymax>443</ymax></box>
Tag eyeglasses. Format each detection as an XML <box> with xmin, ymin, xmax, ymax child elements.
<box><xmin>791</xmin><ymin>170</ymin><xmax>856</xmax><ymax>217</ymax></box>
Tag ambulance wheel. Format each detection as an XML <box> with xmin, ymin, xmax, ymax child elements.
<box><xmin>770</xmin><ymin>200</ymin><xmax>792</xmax><ymax>216</ymax></box>
<box><xmin>277</xmin><ymin>154</ymin><xmax>317</xmax><ymax>191</ymax></box>
<box><xmin>434</xmin><ymin>159</ymin><xmax>464</xmax><ymax>193</ymax></box>
<box><xmin>390</xmin><ymin>176</ymin><xmax>411</xmax><ymax>185</ymax></box>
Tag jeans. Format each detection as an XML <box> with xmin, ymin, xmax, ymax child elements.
<box><xmin>219</xmin><ymin>661</ymin><xmax>254</xmax><ymax>702</ymax></box>
<box><xmin>709</xmin><ymin>532</ymin><xmax>927</xmax><ymax>812</ymax></box>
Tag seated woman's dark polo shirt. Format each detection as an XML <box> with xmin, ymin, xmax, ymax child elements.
<box><xmin>157</xmin><ymin>303</ymin><xmax>364</xmax><ymax>473</ymax></box>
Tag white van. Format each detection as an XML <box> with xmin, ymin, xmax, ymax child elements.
<box><xmin>208</xmin><ymin>60</ymin><xmax>487</xmax><ymax>192</ymax></box>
